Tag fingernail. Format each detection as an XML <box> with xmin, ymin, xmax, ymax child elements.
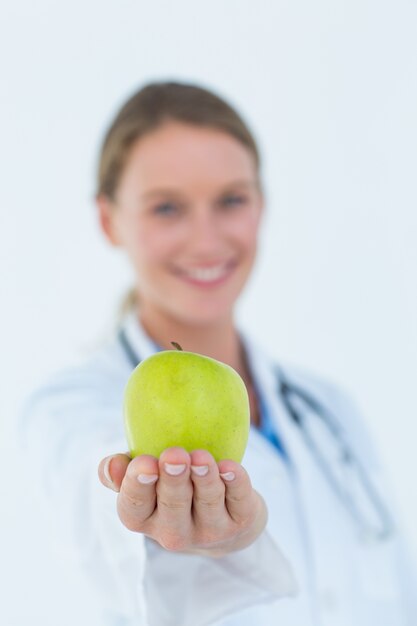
<box><xmin>137</xmin><ymin>474</ymin><xmax>159</xmax><ymax>484</ymax></box>
<box><xmin>103</xmin><ymin>457</ymin><xmax>119</xmax><ymax>492</ymax></box>
<box><xmin>220</xmin><ymin>471</ymin><xmax>235</xmax><ymax>481</ymax></box>
<box><xmin>164</xmin><ymin>463</ymin><xmax>186</xmax><ymax>476</ymax></box>
<box><xmin>104</xmin><ymin>457</ymin><xmax>114</xmax><ymax>485</ymax></box>
<box><xmin>191</xmin><ymin>465</ymin><xmax>209</xmax><ymax>476</ymax></box>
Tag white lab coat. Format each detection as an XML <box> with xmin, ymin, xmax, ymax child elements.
<box><xmin>19</xmin><ymin>312</ymin><xmax>417</xmax><ymax>626</ymax></box>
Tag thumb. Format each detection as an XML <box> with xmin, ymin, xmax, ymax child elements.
<box><xmin>98</xmin><ymin>453</ymin><xmax>131</xmax><ymax>492</ymax></box>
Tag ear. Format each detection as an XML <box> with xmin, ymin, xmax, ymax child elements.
<box><xmin>96</xmin><ymin>193</ymin><xmax>122</xmax><ymax>247</ymax></box>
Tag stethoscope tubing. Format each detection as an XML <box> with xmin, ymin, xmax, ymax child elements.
<box><xmin>277</xmin><ymin>366</ymin><xmax>394</xmax><ymax>540</ymax></box>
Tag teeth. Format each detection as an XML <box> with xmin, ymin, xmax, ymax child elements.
<box><xmin>184</xmin><ymin>264</ymin><xmax>229</xmax><ymax>282</ymax></box>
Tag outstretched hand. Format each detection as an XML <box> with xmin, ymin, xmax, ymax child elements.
<box><xmin>98</xmin><ymin>447</ymin><xmax>268</xmax><ymax>557</ymax></box>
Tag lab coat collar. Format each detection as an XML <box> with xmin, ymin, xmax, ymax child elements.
<box><xmin>121</xmin><ymin>310</ymin><xmax>160</xmax><ymax>363</ymax></box>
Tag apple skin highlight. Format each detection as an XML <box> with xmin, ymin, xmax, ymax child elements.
<box><xmin>123</xmin><ymin>349</ymin><xmax>250</xmax><ymax>463</ymax></box>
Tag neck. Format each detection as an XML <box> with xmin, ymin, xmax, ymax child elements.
<box><xmin>138</xmin><ymin>304</ymin><xmax>243</xmax><ymax>371</ymax></box>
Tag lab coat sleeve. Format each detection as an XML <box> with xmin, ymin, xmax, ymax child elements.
<box><xmin>18</xmin><ymin>364</ymin><xmax>298</xmax><ymax>626</ymax></box>
<box><xmin>143</xmin><ymin>531</ymin><xmax>297</xmax><ymax>626</ymax></box>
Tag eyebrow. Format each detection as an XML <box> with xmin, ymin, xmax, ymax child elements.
<box><xmin>140</xmin><ymin>179</ymin><xmax>257</xmax><ymax>200</ymax></box>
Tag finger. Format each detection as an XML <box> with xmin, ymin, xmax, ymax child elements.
<box><xmin>156</xmin><ymin>447</ymin><xmax>193</xmax><ymax>547</ymax></box>
<box><xmin>98</xmin><ymin>453</ymin><xmax>131</xmax><ymax>492</ymax></box>
<box><xmin>117</xmin><ymin>455</ymin><xmax>159</xmax><ymax>530</ymax></box>
<box><xmin>190</xmin><ymin>449</ymin><xmax>226</xmax><ymax>529</ymax></box>
<box><xmin>217</xmin><ymin>460</ymin><xmax>256</xmax><ymax>524</ymax></box>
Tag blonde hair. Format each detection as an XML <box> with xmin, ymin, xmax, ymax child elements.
<box><xmin>95</xmin><ymin>80</ymin><xmax>262</xmax><ymax>316</ymax></box>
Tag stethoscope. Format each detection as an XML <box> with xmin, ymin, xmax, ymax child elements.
<box><xmin>276</xmin><ymin>366</ymin><xmax>394</xmax><ymax>542</ymax></box>
<box><xmin>118</xmin><ymin>328</ymin><xmax>394</xmax><ymax>543</ymax></box>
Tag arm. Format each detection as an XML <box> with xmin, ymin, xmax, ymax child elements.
<box><xmin>20</xmin><ymin>367</ymin><xmax>297</xmax><ymax>626</ymax></box>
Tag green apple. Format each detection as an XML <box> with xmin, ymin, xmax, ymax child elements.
<box><xmin>123</xmin><ymin>343</ymin><xmax>250</xmax><ymax>462</ymax></box>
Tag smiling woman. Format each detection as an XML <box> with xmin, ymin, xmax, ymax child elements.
<box><xmin>97</xmin><ymin>122</ymin><xmax>263</xmax><ymax>332</ymax></box>
<box><xmin>20</xmin><ymin>80</ymin><xmax>417</xmax><ymax>626</ymax></box>
<box><xmin>96</xmin><ymin>83</ymin><xmax>264</xmax><ymax>338</ymax></box>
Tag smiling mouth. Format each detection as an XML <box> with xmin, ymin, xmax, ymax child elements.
<box><xmin>175</xmin><ymin>261</ymin><xmax>236</xmax><ymax>286</ymax></box>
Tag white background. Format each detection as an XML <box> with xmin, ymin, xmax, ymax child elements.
<box><xmin>1</xmin><ymin>1</ymin><xmax>416</xmax><ymax>623</ymax></box>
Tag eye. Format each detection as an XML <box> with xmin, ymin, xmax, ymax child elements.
<box><xmin>219</xmin><ymin>194</ymin><xmax>247</xmax><ymax>209</ymax></box>
<box><xmin>152</xmin><ymin>201</ymin><xmax>180</xmax><ymax>216</ymax></box>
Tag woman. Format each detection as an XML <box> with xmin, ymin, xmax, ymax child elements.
<box><xmin>22</xmin><ymin>81</ymin><xmax>416</xmax><ymax>626</ymax></box>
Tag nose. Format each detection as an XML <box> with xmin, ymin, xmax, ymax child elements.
<box><xmin>187</xmin><ymin>206</ymin><xmax>223</xmax><ymax>254</ymax></box>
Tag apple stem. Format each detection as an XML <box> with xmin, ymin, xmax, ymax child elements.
<box><xmin>171</xmin><ymin>341</ymin><xmax>183</xmax><ymax>351</ymax></box>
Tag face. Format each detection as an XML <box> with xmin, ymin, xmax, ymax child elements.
<box><xmin>98</xmin><ymin>121</ymin><xmax>264</xmax><ymax>327</ymax></box>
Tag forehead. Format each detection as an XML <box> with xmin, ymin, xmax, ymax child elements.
<box><xmin>121</xmin><ymin>121</ymin><xmax>257</xmax><ymax>191</ymax></box>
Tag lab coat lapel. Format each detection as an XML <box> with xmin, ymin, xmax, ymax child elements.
<box><xmin>244</xmin><ymin>338</ymin><xmax>355</xmax><ymax>625</ymax></box>
<box><xmin>122</xmin><ymin>311</ymin><xmax>158</xmax><ymax>362</ymax></box>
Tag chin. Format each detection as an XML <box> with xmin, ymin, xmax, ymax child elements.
<box><xmin>162</xmin><ymin>299</ymin><xmax>228</xmax><ymax>327</ymax></box>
